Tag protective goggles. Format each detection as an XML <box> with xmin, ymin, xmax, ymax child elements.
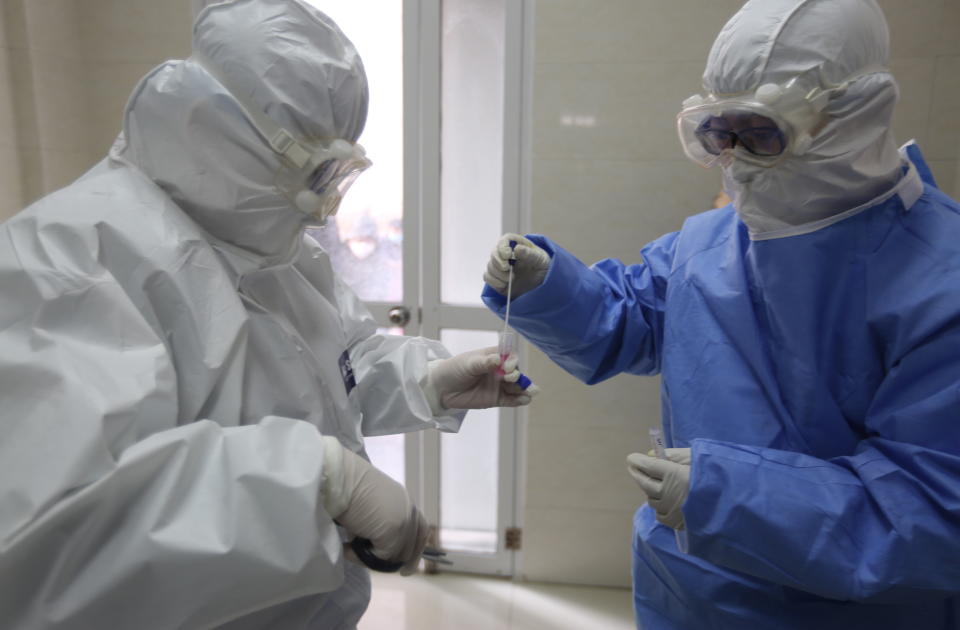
<box><xmin>192</xmin><ymin>52</ymin><xmax>371</xmax><ymax>223</ymax></box>
<box><xmin>677</xmin><ymin>75</ymin><xmax>836</xmax><ymax>168</ymax></box>
<box><xmin>274</xmin><ymin>136</ymin><xmax>371</xmax><ymax>223</ymax></box>
<box><xmin>692</xmin><ymin>112</ymin><xmax>786</xmax><ymax>160</ymax></box>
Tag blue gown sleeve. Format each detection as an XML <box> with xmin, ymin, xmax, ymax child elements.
<box><xmin>684</xmin><ymin>322</ymin><xmax>960</xmax><ymax>603</ymax></box>
<box><xmin>481</xmin><ymin>233</ymin><xmax>678</xmax><ymax>384</ymax></box>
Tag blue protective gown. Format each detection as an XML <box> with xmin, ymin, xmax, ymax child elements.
<box><xmin>483</xmin><ymin>146</ymin><xmax>960</xmax><ymax>629</ymax></box>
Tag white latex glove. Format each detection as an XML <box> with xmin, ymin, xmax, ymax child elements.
<box><xmin>483</xmin><ymin>233</ymin><xmax>551</xmax><ymax>298</ymax></box>
<box><xmin>626</xmin><ymin>448</ymin><xmax>691</xmax><ymax>530</ymax></box>
<box><xmin>321</xmin><ymin>437</ymin><xmax>428</xmax><ymax>576</ymax></box>
<box><xmin>421</xmin><ymin>346</ymin><xmax>539</xmax><ymax>413</ymax></box>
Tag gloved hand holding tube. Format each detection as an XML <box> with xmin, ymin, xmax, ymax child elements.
<box><xmin>487</xmin><ymin>234</ymin><xmax>542</xmax><ymax>391</ymax></box>
<box><xmin>421</xmin><ymin>346</ymin><xmax>538</xmax><ymax>413</ymax></box>
<box><xmin>496</xmin><ymin>332</ymin><xmax>532</xmax><ymax>390</ymax></box>
<box><xmin>484</xmin><ymin>233</ymin><xmax>551</xmax><ymax>299</ymax></box>
<box><xmin>627</xmin><ymin>435</ymin><xmax>691</xmax><ymax>553</ymax></box>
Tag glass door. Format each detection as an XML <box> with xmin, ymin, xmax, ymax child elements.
<box><xmin>305</xmin><ymin>0</ymin><xmax>414</xmax><ymax>489</ymax></box>
<box><xmin>419</xmin><ymin>0</ymin><xmax>530</xmax><ymax>576</ymax></box>
<box><xmin>307</xmin><ymin>0</ymin><xmax>531</xmax><ymax>577</ymax></box>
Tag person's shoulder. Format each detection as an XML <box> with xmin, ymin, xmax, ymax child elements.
<box><xmin>890</xmin><ymin>142</ymin><xmax>960</xmax><ymax>260</ymax></box>
<box><xmin>672</xmin><ymin>205</ymin><xmax>740</xmax><ymax>258</ymax></box>
<box><xmin>869</xmin><ymin>188</ymin><xmax>960</xmax><ymax>328</ymax></box>
<box><xmin>18</xmin><ymin>163</ymin><xmax>182</xmax><ymax>228</ymax></box>
<box><xmin>681</xmin><ymin>204</ymin><xmax>738</xmax><ymax>231</ymax></box>
<box><xmin>4</xmin><ymin>163</ymin><xmax>213</xmax><ymax>280</ymax></box>
<box><xmin>631</xmin><ymin>206</ymin><xmax>741</xmax><ymax>277</ymax></box>
<box><xmin>916</xmin><ymin>184</ymin><xmax>960</xmax><ymax>223</ymax></box>
<box><xmin>888</xmin><ymin>186</ymin><xmax>960</xmax><ymax>266</ymax></box>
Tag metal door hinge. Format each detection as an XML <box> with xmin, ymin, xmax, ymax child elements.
<box><xmin>505</xmin><ymin>527</ymin><xmax>522</xmax><ymax>550</ymax></box>
<box><xmin>424</xmin><ymin>524</ymin><xmax>440</xmax><ymax>574</ymax></box>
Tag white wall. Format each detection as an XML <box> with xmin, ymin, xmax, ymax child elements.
<box><xmin>0</xmin><ymin>0</ymin><xmax>191</xmax><ymax>220</ymax></box>
<box><xmin>78</xmin><ymin>0</ymin><xmax>193</xmax><ymax>166</ymax></box>
<box><xmin>520</xmin><ymin>0</ymin><xmax>960</xmax><ymax>588</ymax></box>
<box><xmin>0</xmin><ymin>5</ymin><xmax>23</xmax><ymax>221</ymax></box>
<box><xmin>1</xmin><ymin>0</ymin><xmax>89</xmax><ymax>218</ymax></box>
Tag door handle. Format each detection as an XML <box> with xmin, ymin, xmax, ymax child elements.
<box><xmin>388</xmin><ymin>305</ymin><xmax>411</xmax><ymax>326</ymax></box>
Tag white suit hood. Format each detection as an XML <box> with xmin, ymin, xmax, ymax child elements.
<box><xmin>116</xmin><ymin>0</ymin><xmax>368</xmax><ymax>264</ymax></box>
<box><xmin>706</xmin><ymin>0</ymin><xmax>903</xmax><ymax>240</ymax></box>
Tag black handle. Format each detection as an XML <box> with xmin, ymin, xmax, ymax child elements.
<box><xmin>350</xmin><ymin>537</ymin><xmax>405</xmax><ymax>573</ymax></box>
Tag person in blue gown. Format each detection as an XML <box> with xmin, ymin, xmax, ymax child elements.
<box><xmin>482</xmin><ymin>0</ymin><xmax>960</xmax><ymax>627</ymax></box>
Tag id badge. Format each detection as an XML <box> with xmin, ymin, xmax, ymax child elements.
<box><xmin>338</xmin><ymin>349</ymin><xmax>357</xmax><ymax>395</ymax></box>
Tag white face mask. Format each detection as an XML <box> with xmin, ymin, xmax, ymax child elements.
<box><xmin>724</xmin><ymin>160</ymin><xmax>762</xmax><ymax>186</ymax></box>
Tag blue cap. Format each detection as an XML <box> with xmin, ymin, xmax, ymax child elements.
<box><xmin>517</xmin><ymin>373</ymin><xmax>532</xmax><ymax>390</ymax></box>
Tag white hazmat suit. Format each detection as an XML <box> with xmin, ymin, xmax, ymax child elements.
<box><xmin>0</xmin><ymin>1</ymin><xmax>531</xmax><ymax>627</ymax></box>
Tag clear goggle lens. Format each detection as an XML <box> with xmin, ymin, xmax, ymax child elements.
<box><xmin>694</xmin><ymin>112</ymin><xmax>786</xmax><ymax>157</ymax></box>
<box><xmin>678</xmin><ymin>105</ymin><xmax>791</xmax><ymax>168</ymax></box>
<box><xmin>278</xmin><ymin>140</ymin><xmax>372</xmax><ymax>221</ymax></box>
<box><xmin>307</xmin><ymin>161</ymin><xmax>368</xmax><ymax>220</ymax></box>
<box><xmin>305</xmin><ymin>152</ymin><xmax>370</xmax><ymax>198</ymax></box>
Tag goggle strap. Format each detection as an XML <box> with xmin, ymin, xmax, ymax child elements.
<box><xmin>690</xmin><ymin>64</ymin><xmax>890</xmax><ymax>113</ymax></box>
<box><xmin>807</xmin><ymin>64</ymin><xmax>890</xmax><ymax>111</ymax></box>
<box><xmin>191</xmin><ymin>52</ymin><xmax>312</xmax><ymax>168</ymax></box>
<box><xmin>269</xmin><ymin>130</ymin><xmax>312</xmax><ymax>169</ymax></box>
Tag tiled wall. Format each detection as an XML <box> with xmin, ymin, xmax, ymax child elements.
<box><xmin>0</xmin><ymin>8</ymin><xmax>22</xmax><ymax>220</ymax></box>
<box><xmin>0</xmin><ymin>0</ymin><xmax>191</xmax><ymax>220</ymax></box>
<box><xmin>78</xmin><ymin>1</ymin><xmax>192</xmax><ymax>164</ymax></box>
<box><xmin>885</xmin><ymin>0</ymin><xmax>960</xmax><ymax>194</ymax></box>
<box><xmin>522</xmin><ymin>0</ymin><xmax>960</xmax><ymax>587</ymax></box>
<box><xmin>1</xmin><ymin>1</ymin><xmax>89</xmax><ymax>218</ymax></box>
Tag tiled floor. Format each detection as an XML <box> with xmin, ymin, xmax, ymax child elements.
<box><xmin>359</xmin><ymin>572</ymin><xmax>636</xmax><ymax>630</ymax></box>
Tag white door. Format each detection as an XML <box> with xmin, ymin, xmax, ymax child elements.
<box><xmin>307</xmin><ymin>0</ymin><xmax>532</xmax><ymax>577</ymax></box>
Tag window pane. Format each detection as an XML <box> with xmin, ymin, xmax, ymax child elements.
<box><xmin>305</xmin><ymin>0</ymin><xmax>403</xmax><ymax>303</ymax></box>
<box><xmin>440</xmin><ymin>0</ymin><xmax>505</xmax><ymax>305</ymax></box>
<box><xmin>439</xmin><ymin>329</ymin><xmax>499</xmax><ymax>553</ymax></box>
<box><xmin>364</xmin><ymin>434</ymin><xmax>405</xmax><ymax>486</ymax></box>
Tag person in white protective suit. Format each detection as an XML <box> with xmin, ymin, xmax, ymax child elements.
<box><xmin>0</xmin><ymin>1</ymin><xmax>535</xmax><ymax>628</ymax></box>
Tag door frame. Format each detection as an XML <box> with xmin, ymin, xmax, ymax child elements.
<box><xmin>365</xmin><ymin>0</ymin><xmax>534</xmax><ymax>576</ymax></box>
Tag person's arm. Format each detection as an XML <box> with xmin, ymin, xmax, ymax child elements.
<box><xmin>0</xmin><ymin>247</ymin><xmax>419</xmax><ymax>628</ymax></box>
<box><xmin>683</xmin><ymin>324</ymin><xmax>960</xmax><ymax>602</ymax></box>
<box><xmin>331</xmin><ymin>272</ymin><xmax>468</xmax><ymax>436</ymax></box>
<box><xmin>482</xmin><ymin>233</ymin><xmax>679</xmax><ymax>384</ymax></box>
